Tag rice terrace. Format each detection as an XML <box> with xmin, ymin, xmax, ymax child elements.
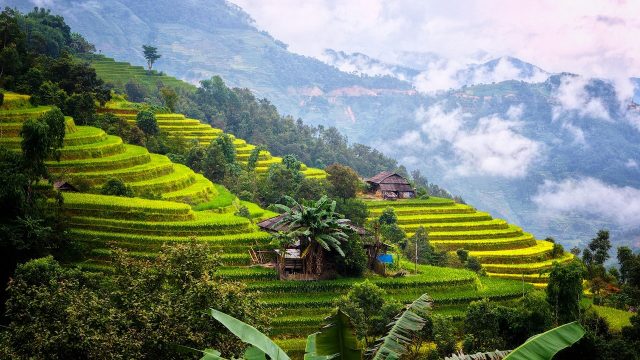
<box><xmin>0</xmin><ymin>1</ymin><xmax>638</xmax><ymax>360</ymax></box>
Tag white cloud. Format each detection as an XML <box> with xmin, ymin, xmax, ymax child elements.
<box><xmin>553</xmin><ymin>75</ymin><xmax>611</xmax><ymax>121</ymax></box>
<box><xmin>234</xmin><ymin>0</ymin><xmax>640</xmax><ymax>83</ymax></box>
<box><xmin>561</xmin><ymin>122</ymin><xmax>586</xmax><ymax>145</ymax></box>
<box><xmin>412</xmin><ymin>57</ymin><xmax>549</xmax><ymax>94</ymax></box>
<box><xmin>532</xmin><ymin>177</ymin><xmax>640</xmax><ymax>229</ymax></box>
<box><xmin>626</xmin><ymin>159</ymin><xmax>639</xmax><ymax>169</ymax></box>
<box><xmin>411</xmin><ymin>104</ymin><xmax>540</xmax><ymax>177</ymax></box>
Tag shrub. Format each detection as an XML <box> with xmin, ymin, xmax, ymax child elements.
<box><xmin>64</xmin><ymin>92</ymin><xmax>95</xmax><ymax>125</ymax></box>
<box><xmin>335</xmin><ymin>234</ymin><xmax>368</xmax><ymax>277</ymax></box>
<box><xmin>125</xmin><ymin>80</ymin><xmax>147</xmax><ymax>102</ymax></box>
<box><xmin>378</xmin><ymin>207</ymin><xmax>397</xmax><ymax>225</ymax></box>
<box><xmin>466</xmin><ymin>256</ymin><xmax>482</xmax><ymax>273</ymax></box>
<box><xmin>552</xmin><ymin>242</ymin><xmax>565</xmax><ymax>258</ymax></box>
<box><xmin>0</xmin><ymin>92</ymin><xmax>4</xmax><ymax>106</ymax></box>
<box><xmin>457</xmin><ymin>249</ymin><xmax>469</xmax><ymax>262</ymax></box>
<box><xmin>100</xmin><ymin>178</ymin><xmax>134</xmax><ymax>197</ymax></box>
<box><xmin>31</xmin><ymin>81</ymin><xmax>67</xmax><ymax>109</ymax></box>
<box><xmin>135</xmin><ymin>110</ymin><xmax>159</xmax><ymax>135</ymax></box>
<box><xmin>326</xmin><ymin>163</ymin><xmax>360</xmax><ymax>199</ymax></box>
<box><xmin>235</xmin><ymin>205</ymin><xmax>251</xmax><ymax>219</ymax></box>
<box><xmin>335</xmin><ymin>198</ymin><xmax>368</xmax><ymax>226</ymax></box>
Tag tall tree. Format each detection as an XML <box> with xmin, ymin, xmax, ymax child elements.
<box><xmin>546</xmin><ymin>261</ymin><xmax>584</xmax><ymax>325</ymax></box>
<box><xmin>142</xmin><ymin>45</ymin><xmax>161</xmax><ymax>71</ymax></box>
<box><xmin>588</xmin><ymin>230</ymin><xmax>611</xmax><ymax>266</ymax></box>
<box><xmin>326</xmin><ymin>163</ymin><xmax>361</xmax><ymax>199</ymax></box>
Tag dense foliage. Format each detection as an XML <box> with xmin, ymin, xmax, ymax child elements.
<box><xmin>0</xmin><ymin>8</ymin><xmax>110</xmax><ymax>121</ymax></box>
<box><xmin>0</xmin><ymin>243</ymin><xmax>269</xmax><ymax>359</ymax></box>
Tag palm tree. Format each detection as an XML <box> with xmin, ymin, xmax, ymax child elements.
<box><xmin>275</xmin><ymin>195</ymin><xmax>351</xmax><ymax>275</ymax></box>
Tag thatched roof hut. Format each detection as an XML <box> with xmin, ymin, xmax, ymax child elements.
<box><xmin>365</xmin><ymin>171</ymin><xmax>415</xmax><ymax>199</ymax></box>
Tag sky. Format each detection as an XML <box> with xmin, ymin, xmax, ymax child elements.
<box><xmin>233</xmin><ymin>0</ymin><xmax>640</xmax><ymax>81</ymax></box>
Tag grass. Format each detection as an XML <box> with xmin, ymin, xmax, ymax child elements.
<box><xmin>592</xmin><ymin>305</ymin><xmax>634</xmax><ymax>331</ymax></box>
<box><xmin>193</xmin><ymin>184</ymin><xmax>236</xmax><ymax>210</ymax></box>
<box><xmin>63</xmin><ymin>192</ymin><xmax>192</xmax><ymax>214</ymax></box>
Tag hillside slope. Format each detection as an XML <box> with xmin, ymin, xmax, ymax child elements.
<box><xmin>17</xmin><ymin>0</ymin><xmax>640</xmax><ymax>249</ymax></box>
<box><xmin>0</xmin><ymin>93</ymin><xmax>532</xmax><ymax>354</ymax></box>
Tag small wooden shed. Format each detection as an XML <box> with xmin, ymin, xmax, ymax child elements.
<box><xmin>257</xmin><ymin>213</ymin><xmax>368</xmax><ymax>279</ymax></box>
<box><xmin>365</xmin><ymin>171</ymin><xmax>415</xmax><ymax>199</ymax></box>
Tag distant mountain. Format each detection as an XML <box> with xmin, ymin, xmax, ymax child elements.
<box><xmin>320</xmin><ymin>52</ymin><xmax>550</xmax><ymax>91</ymax></box>
<box><xmin>320</xmin><ymin>49</ymin><xmax>420</xmax><ymax>81</ymax></box>
<box><xmin>7</xmin><ymin>0</ymin><xmax>640</xmax><ymax>249</ymax></box>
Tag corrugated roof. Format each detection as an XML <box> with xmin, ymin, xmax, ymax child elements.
<box><xmin>366</xmin><ymin>171</ymin><xmax>395</xmax><ymax>184</ymax></box>
<box><xmin>380</xmin><ymin>183</ymin><xmax>414</xmax><ymax>192</ymax></box>
<box><xmin>366</xmin><ymin>171</ymin><xmax>412</xmax><ymax>186</ymax></box>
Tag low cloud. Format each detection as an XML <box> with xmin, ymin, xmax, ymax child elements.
<box><xmin>408</xmin><ymin>104</ymin><xmax>541</xmax><ymax>177</ymax></box>
<box><xmin>413</xmin><ymin>57</ymin><xmax>548</xmax><ymax>94</ymax></box>
<box><xmin>532</xmin><ymin>177</ymin><xmax>640</xmax><ymax>229</ymax></box>
<box><xmin>552</xmin><ymin>75</ymin><xmax>611</xmax><ymax>121</ymax></box>
<box><xmin>626</xmin><ymin>159</ymin><xmax>639</xmax><ymax>169</ymax></box>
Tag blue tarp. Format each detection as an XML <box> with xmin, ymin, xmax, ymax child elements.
<box><xmin>377</xmin><ymin>254</ymin><xmax>393</xmax><ymax>264</ymax></box>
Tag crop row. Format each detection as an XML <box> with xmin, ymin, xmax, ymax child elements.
<box><xmin>364</xmin><ymin>197</ymin><xmax>455</xmax><ymax>209</ymax></box>
<box><xmin>431</xmin><ymin>234</ymin><xmax>537</xmax><ymax>251</ymax></box>
<box><xmin>258</xmin><ymin>277</ymin><xmax>527</xmax><ymax>309</ymax></box>
<box><xmin>0</xmin><ymin>106</ymin><xmax>52</xmax><ymax>122</ymax></box>
<box><xmin>384</xmin><ymin>212</ymin><xmax>493</xmax><ymax>224</ymax></box>
<box><xmin>63</xmin><ymin>192</ymin><xmax>192</xmax><ymax>214</ymax></box>
<box><xmin>368</xmin><ymin>204</ymin><xmax>476</xmax><ymax>216</ymax></box>
<box><xmin>67</xmin><ymin>228</ymin><xmax>271</xmax><ymax>246</ymax></box>
<box><xmin>63</xmin><ymin>126</ymin><xmax>108</xmax><ymax>146</ymax></box>
<box><xmin>214</xmin><ymin>267</ymin><xmax>278</xmax><ymax>280</ymax></box>
<box><xmin>470</xmin><ymin>241</ymin><xmax>554</xmax><ymax>264</ymax></box>
<box><xmin>486</xmin><ymin>272</ymin><xmax>550</xmax><ymax>283</ymax></box>
<box><xmin>126</xmin><ymin>164</ymin><xmax>196</xmax><ymax>193</ymax></box>
<box><xmin>482</xmin><ymin>253</ymin><xmax>574</xmax><ymax>274</ymax></box>
<box><xmin>65</xmin><ymin>154</ymin><xmax>174</xmax><ymax>186</ymax></box>
<box><xmin>398</xmin><ymin>219</ymin><xmax>508</xmax><ymax>233</ymax></box>
<box><xmin>58</xmin><ymin>135</ymin><xmax>125</xmax><ymax>160</ymax></box>
<box><xmin>47</xmin><ymin>145</ymin><xmax>151</xmax><ymax>173</ymax></box>
<box><xmin>162</xmin><ymin>174</ymin><xmax>215</xmax><ymax>203</ymax></box>
<box><xmin>422</xmin><ymin>225</ymin><xmax>524</xmax><ymax>240</ymax></box>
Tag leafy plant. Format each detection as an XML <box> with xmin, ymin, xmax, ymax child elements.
<box><xmin>275</xmin><ymin>195</ymin><xmax>351</xmax><ymax>275</ymax></box>
<box><xmin>367</xmin><ymin>293</ymin><xmax>433</xmax><ymax>360</ymax></box>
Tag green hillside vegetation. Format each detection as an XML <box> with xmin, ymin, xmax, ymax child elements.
<box><xmin>99</xmin><ymin>98</ymin><xmax>326</xmax><ymax>178</ymax></box>
<box><xmin>85</xmin><ymin>54</ymin><xmax>196</xmax><ymax>93</ymax></box>
<box><xmin>0</xmin><ymin>94</ymin><xmax>532</xmax><ymax>350</ymax></box>
<box><xmin>79</xmin><ymin>54</ymin><xmax>406</xmax><ymax>179</ymax></box>
<box><xmin>364</xmin><ymin>198</ymin><xmax>574</xmax><ymax>288</ymax></box>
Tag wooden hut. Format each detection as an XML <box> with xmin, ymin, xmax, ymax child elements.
<box><xmin>365</xmin><ymin>171</ymin><xmax>415</xmax><ymax>199</ymax></box>
<box><xmin>53</xmin><ymin>181</ymin><xmax>78</xmax><ymax>192</ymax></box>
<box><xmin>257</xmin><ymin>213</ymin><xmax>368</xmax><ymax>279</ymax></box>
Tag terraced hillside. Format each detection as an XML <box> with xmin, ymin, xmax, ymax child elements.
<box><xmin>99</xmin><ymin>102</ymin><xmax>326</xmax><ymax>178</ymax></box>
<box><xmin>62</xmin><ymin>191</ymin><xmax>275</xmax><ymax>271</ymax></box>
<box><xmin>365</xmin><ymin>198</ymin><xmax>574</xmax><ymax>287</ymax></box>
<box><xmin>81</xmin><ymin>54</ymin><xmax>196</xmax><ymax>92</ymax></box>
<box><xmin>0</xmin><ymin>92</ymin><xmax>534</xmax><ymax>356</ymax></box>
<box><xmin>61</xmin><ymin>190</ymin><xmax>531</xmax><ymax>356</ymax></box>
<box><xmin>0</xmin><ymin>99</ymin><xmax>218</xmax><ymax>204</ymax></box>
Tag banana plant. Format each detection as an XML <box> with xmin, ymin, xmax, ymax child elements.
<box><xmin>198</xmin><ymin>308</ymin><xmax>290</xmax><ymax>360</ymax></box>
<box><xmin>445</xmin><ymin>321</ymin><xmax>585</xmax><ymax>360</ymax></box>
<box><xmin>366</xmin><ymin>293</ymin><xmax>433</xmax><ymax>360</ymax></box>
<box><xmin>304</xmin><ymin>310</ymin><xmax>363</xmax><ymax>360</ymax></box>
<box><xmin>275</xmin><ymin>195</ymin><xmax>352</xmax><ymax>274</ymax></box>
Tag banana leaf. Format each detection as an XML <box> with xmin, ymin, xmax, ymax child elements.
<box><xmin>304</xmin><ymin>310</ymin><xmax>363</xmax><ymax>360</ymax></box>
<box><xmin>209</xmin><ymin>308</ymin><xmax>290</xmax><ymax>360</ymax></box>
<box><xmin>503</xmin><ymin>321</ymin><xmax>585</xmax><ymax>360</ymax></box>
<box><xmin>368</xmin><ymin>293</ymin><xmax>433</xmax><ymax>360</ymax></box>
